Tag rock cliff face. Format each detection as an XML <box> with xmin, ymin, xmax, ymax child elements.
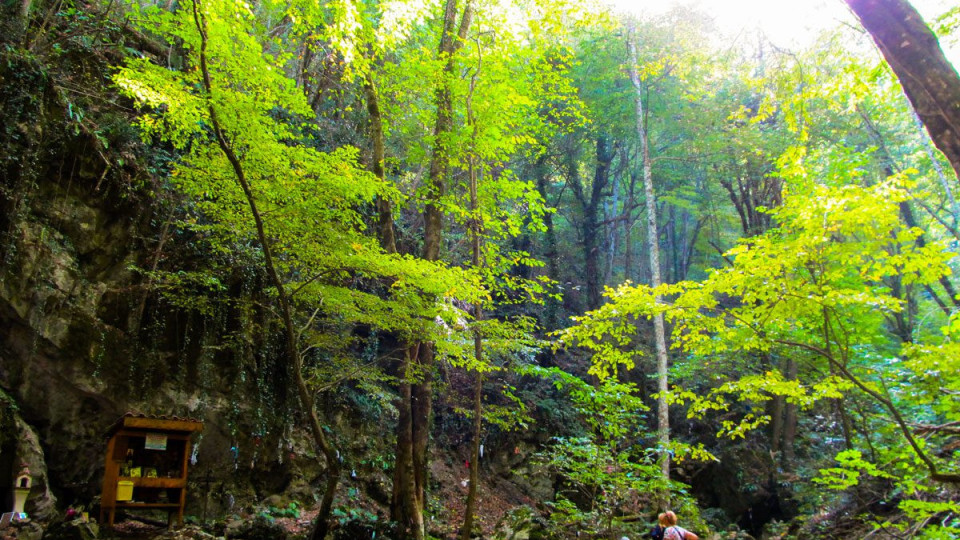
<box><xmin>0</xmin><ymin>40</ymin><xmax>318</xmax><ymax>522</ymax></box>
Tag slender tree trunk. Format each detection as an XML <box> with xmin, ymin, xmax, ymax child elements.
<box><xmin>782</xmin><ymin>357</ymin><xmax>798</xmax><ymax>469</ymax></box>
<box><xmin>624</xmin><ymin>171</ymin><xmax>638</xmax><ymax>282</ymax></box>
<box><xmin>20</xmin><ymin>0</ymin><xmax>31</xmax><ymax>23</ymax></box>
<box><xmin>605</xmin><ymin>166</ymin><xmax>621</xmax><ymax>284</ymax></box>
<box><xmin>459</xmin><ymin>146</ymin><xmax>483</xmax><ymax>540</ymax></box>
<box><xmin>391</xmin><ymin>351</ymin><xmax>424</xmax><ymax>537</ymax></box>
<box><xmin>627</xmin><ymin>36</ymin><xmax>670</xmax><ymax>483</ymax></box>
<box><xmin>460</xmin><ymin>366</ymin><xmax>482</xmax><ymax>539</ymax></box>
<box><xmin>667</xmin><ymin>207</ymin><xmax>679</xmax><ymax>283</ymax></box>
<box><xmin>189</xmin><ymin>3</ymin><xmax>340</xmax><ymax>537</ymax></box>
<box><xmin>534</xmin><ymin>156</ymin><xmax>561</xmax><ymax>330</ymax></box>
<box><xmin>363</xmin><ymin>74</ymin><xmax>397</xmax><ymax>254</ymax></box>
<box><xmin>459</xmin><ymin>52</ymin><xmax>485</xmax><ymax>540</ymax></box>
<box><xmin>393</xmin><ymin>2</ymin><xmax>473</xmax><ymax>537</ymax></box>
<box><xmin>584</xmin><ymin>137</ymin><xmax>614</xmax><ymax>309</ymax></box>
<box><xmin>362</xmin><ymin>47</ymin><xmax>425</xmax><ymax>540</ymax></box>
<box><xmin>768</xmin><ymin>352</ymin><xmax>784</xmax><ymax>457</ymax></box>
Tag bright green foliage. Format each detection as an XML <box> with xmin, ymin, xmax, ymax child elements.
<box><xmin>559</xmin><ymin>163</ymin><xmax>957</xmax><ymax>472</ymax></box>
<box><xmin>668</xmin><ymin>372</ymin><xmax>852</xmax><ymax>440</ymax></box>
<box><xmin>814</xmin><ymin>450</ymin><xmax>895</xmax><ymax>490</ymax></box>
<box><xmin>115</xmin><ymin>0</ymin><xmax>489</xmax><ymax>360</ymax></box>
<box><xmin>898</xmin><ymin>500</ymin><xmax>960</xmax><ymax>538</ymax></box>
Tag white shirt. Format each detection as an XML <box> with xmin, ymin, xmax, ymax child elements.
<box><xmin>663</xmin><ymin>526</ymin><xmax>690</xmax><ymax>540</ymax></box>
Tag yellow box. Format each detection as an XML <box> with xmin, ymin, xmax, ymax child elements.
<box><xmin>116</xmin><ymin>480</ymin><xmax>134</xmax><ymax>501</ymax></box>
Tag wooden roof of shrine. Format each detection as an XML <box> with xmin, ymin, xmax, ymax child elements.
<box><xmin>106</xmin><ymin>412</ymin><xmax>203</xmax><ymax>438</ymax></box>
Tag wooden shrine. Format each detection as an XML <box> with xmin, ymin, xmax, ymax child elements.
<box><xmin>100</xmin><ymin>414</ymin><xmax>203</xmax><ymax>528</ymax></box>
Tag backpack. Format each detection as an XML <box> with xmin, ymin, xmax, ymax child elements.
<box><xmin>649</xmin><ymin>525</ymin><xmax>664</xmax><ymax>540</ymax></box>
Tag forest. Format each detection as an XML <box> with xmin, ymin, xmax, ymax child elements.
<box><xmin>0</xmin><ymin>0</ymin><xmax>958</xmax><ymax>538</ymax></box>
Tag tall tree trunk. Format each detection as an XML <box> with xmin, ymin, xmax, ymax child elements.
<box><xmin>365</xmin><ymin>56</ymin><xmax>425</xmax><ymax>539</ymax></box>
<box><xmin>845</xmin><ymin>0</ymin><xmax>960</xmax><ymax>180</ymax></box>
<box><xmin>460</xmin><ymin>364</ymin><xmax>482</xmax><ymax>540</ymax></box>
<box><xmin>363</xmin><ymin>74</ymin><xmax>397</xmax><ymax>254</ymax></box>
<box><xmin>605</xmin><ymin>165</ymin><xmax>621</xmax><ymax>285</ymax></box>
<box><xmin>624</xmin><ymin>170</ymin><xmax>638</xmax><ymax>283</ymax></box>
<box><xmin>627</xmin><ymin>37</ymin><xmax>670</xmax><ymax>483</ymax></box>
<box><xmin>587</xmin><ymin>137</ymin><xmax>613</xmax><ymax>309</ymax></box>
<box><xmin>393</xmin><ymin>2</ymin><xmax>473</xmax><ymax>537</ymax></box>
<box><xmin>782</xmin><ymin>357</ymin><xmax>798</xmax><ymax>469</ymax></box>
<box><xmin>189</xmin><ymin>3</ymin><xmax>340</xmax><ymax>537</ymax></box>
<box><xmin>568</xmin><ymin>137</ymin><xmax>614</xmax><ymax>310</ymax></box>
<box><xmin>20</xmin><ymin>0</ymin><xmax>31</xmax><ymax>24</ymax></box>
<box><xmin>460</xmin><ymin>116</ymin><xmax>484</xmax><ymax>540</ymax></box>
<box><xmin>768</xmin><ymin>353</ymin><xmax>784</xmax><ymax>455</ymax></box>
<box><xmin>459</xmin><ymin>51</ymin><xmax>485</xmax><ymax>540</ymax></box>
<box><xmin>534</xmin><ymin>156</ymin><xmax>561</xmax><ymax>330</ymax></box>
<box><xmin>391</xmin><ymin>357</ymin><xmax>423</xmax><ymax>537</ymax></box>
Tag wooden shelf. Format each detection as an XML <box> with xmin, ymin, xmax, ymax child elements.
<box><xmin>115</xmin><ymin>502</ymin><xmax>182</xmax><ymax>509</ymax></box>
<box><xmin>118</xmin><ymin>477</ymin><xmax>186</xmax><ymax>488</ymax></box>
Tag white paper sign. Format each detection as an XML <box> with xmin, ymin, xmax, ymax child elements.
<box><xmin>145</xmin><ymin>434</ymin><xmax>168</xmax><ymax>451</ymax></box>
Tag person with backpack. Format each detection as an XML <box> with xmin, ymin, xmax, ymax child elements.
<box><xmin>650</xmin><ymin>511</ymin><xmax>698</xmax><ymax>540</ymax></box>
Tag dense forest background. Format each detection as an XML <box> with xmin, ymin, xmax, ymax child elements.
<box><xmin>0</xmin><ymin>0</ymin><xmax>958</xmax><ymax>538</ymax></box>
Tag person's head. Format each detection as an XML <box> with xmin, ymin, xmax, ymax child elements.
<box><xmin>658</xmin><ymin>511</ymin><xmax>678</xmax><ymax>527</ymax></box>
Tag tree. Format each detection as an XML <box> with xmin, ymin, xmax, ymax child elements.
<box><xmin>627</xmin><ymin>28</ymin><xmax>671</xmax><ymax>484</ymax></box>
<box><xmin>844</xmin><ymin>0</ymin><xmax>960</xmax><ymax>180</ymax></box>
<box><xmin>563</xmin><ymin>166</ymin><xmax>960</xmax><ymax>486</ymax></box>
<box><xmin>114</xmin><ymin>1</ymin><xmax>484</xmax><ymax>535</ymax></box>
<box><xmin>388</xmin><ymin>2</ymin><xmax>474</xmax><ymax>538</ymax></box>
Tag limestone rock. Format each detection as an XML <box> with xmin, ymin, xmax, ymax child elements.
<box><xmin>13</xmin><ymin>416</ymin><xmax>57</xmax><ymax>522</ymax></box>
<box><xmin>492</xmin><ymin>506</ymin><xmax>548</xmax><ymax>540</ymax></box>
<box><xmin>224</xmin><ymin>515</ymin><xmax>286</xmax><ymax>540</ymax></box>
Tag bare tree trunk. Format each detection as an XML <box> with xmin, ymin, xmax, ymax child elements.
<box><xmin>391</xmin><ymin>350</ymin><xmax>424</xmax><ymax>538</ymax></box>
<box><xmin>605</xmin><ymin>166</ymin><xmax>621</xmax><ymax>285</ymax></box>
<box><xmin>768</xmin><ymin>353</ymin><xmax>784</xmax><ymax>457</ymax></box>
<box><xmin>363</xmin><ymin>74</ymin><xmax>397</xmax><ymax>254</ymax></box>
<box><xmin>459</xmin><ymin>153</ymin><xmax>483</xmax><ymax>540</ymax></box>
<box><xmin>534</xmin><ymin>156</ymin><xmax>561</xmax><ymax>330</ymax></box>
<box><xmin>363</xmin><ymin>51</ymin><xmax>427</xmax><ymax>540</ymax></box>
<box><xmin>845</xmin><ymin>0</ymin><xmax>960</xmax><ymax>180</ymax></box>
<box><xmin>782</xmin><ymin>357</ymin><xmax>798</xmax><ymax>469</ymax></box>
<box><xmin>460</xmin><ymin>366</ymin><xmax>482</xmax><ymax>539</ymax></box>
<box><xmin>570</xmin><ymin>136</ymin><xmax>615</xmax><ymax>310</ymax></box>
<box><xmin>627</xmin><ymin>36</ymin><xmax>670</xmax><ymax>483</ymax></box>
<box><xmin>624</xmin><ymin>170</ymin><xmax>638</xmax><ymax>282</ymax></box>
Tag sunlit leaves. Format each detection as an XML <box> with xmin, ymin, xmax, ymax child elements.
<box><xmin>561</xmin><ymin>171</ymin><xmax>954</xmax><ymax>446</ymax></box>
<box><xmin>814</xmin><ymin>449</ymin><xmax>896</xmax><ymax>491</ymax></box>
<box><xmin>115</xmin><ymin>0</ymin><xmax>499</xmax><ymax>370</ymax></box>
